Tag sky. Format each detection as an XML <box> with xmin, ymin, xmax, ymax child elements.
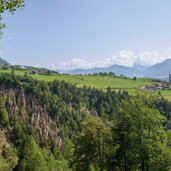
<box><xmin>1</xmin><ymin>0</ymin><xmax>171</xmax><ymax>69</ymax></box>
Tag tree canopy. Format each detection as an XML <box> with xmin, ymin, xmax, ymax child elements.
<box><xmin>0</xmin><ymin>73</ymin><xmax>171</xmax><ymax>170</ymax></box>
<box><xmin>0</xmin><ymin>0</ymin><xmax>25</xmax><ymax>34</ymax></box>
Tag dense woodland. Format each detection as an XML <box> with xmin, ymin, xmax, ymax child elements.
<box><xmin>0</xmin><ymin>72</ymin><xmax>171</xmax><ymax>171</ymax></box>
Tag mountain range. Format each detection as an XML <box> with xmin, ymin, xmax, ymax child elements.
<box><xmin>0</xmin><ymin>57</ymin><xmax>10</xmax><ymax>66</ymax></box>
<box><xmin>59</xmin><ymin>59</ymin><xmax>171</xmax><ymax>80</ymax></box>
<box><xmin>1</xmin><ymin>57</ymin><xmax>171</xmax><ymax>80</ymax></box>
<box><xmin>143</xmin><ymin>59</ymin><xmax>171</xmax><ymax>79</ymax></box>
<box><xmin>68</xmin><ymin>65</ymin><xmax>137</xmax><ymax>77</ymax></box>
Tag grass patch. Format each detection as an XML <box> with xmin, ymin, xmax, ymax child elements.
<box><xmin>0</xmin><ymin>70</ymin><xmax>153</xmax><ymax>89</ymax></box>
<box><xmin>3</xmin><ymin>69</ymin><xmax>171</xmax><ymax>101</ymax></box>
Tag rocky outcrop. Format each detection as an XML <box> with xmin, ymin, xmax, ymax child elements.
<box><xmin>0</xmin><ymin>85</ymin><xmax>62</xmax><ymax>147</ymax></box>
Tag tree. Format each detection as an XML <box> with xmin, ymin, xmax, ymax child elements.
<box><xmin>0</xmin><ymin>0</ymin><xmax>24</xmax><ymax>13</ymax></box>
<box><xmin>21</xmin><ymin>135</ymin><xmax>48</xmax><ymax>171</ymax></box>
<box><xmin>0</xmin><ymin>96</ymin><xmax>9</xmax><ymax>127</ymax></box>
<box><xmin>43</xmin><ymin>149</ymin><xmax>72</xmax><ymax>171</ymax></box>
<box><xmin>114</xmin><ymin>95</ymin><xmax>171</xmax><ymax>171</ymax></box>
<box><xmin>158</xmin><ymin>90</ymin><xmax>161</xmax><ymax>96</ymax></box>
<box><xmin>62</xmin><ymin>138</ymin><xmax>74</xmax><ymax>162</ymax></box>
<box><xmin>0</xmin><ymin>0</ymin><xmax>25</xmax><ymax>35</ymax></box>
<box><xmin>133</xmin><ymin>76</ymin><xmax>137</xmax><ymax>80</ymax></box>
<box><xmin>0</xmin><ymin>131</ymin><xmax>18</xmax><ymax>171</ymax></box>
<box><xmin>73</xmin><ymin>115</ymin><xmax>114</xmax><ymax>171</ymax></box>
<box><xmin>0</xmin><ymin>146</ymin><xmax>18</xmax><ymax>171</ymax></box>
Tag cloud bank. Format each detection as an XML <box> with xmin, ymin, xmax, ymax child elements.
<box><xmin>54</xmin><ymin>49</ymin><xmax>171</xmax><ymax>70</ymax></box>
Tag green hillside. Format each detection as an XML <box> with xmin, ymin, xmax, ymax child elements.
<box><xmin>0</xmin><ymin>72</ymin><xmax>171</xmax><ymax>171</ymax></box>
<box><xmin>0</xmin><ymin>69</ymin><xmax>153</xmax><ymax>90</ymax></box>
<box><xmin>3</xmin><ymin>69</ymin><xmax>171</xmax><ymax>100</ymax></box>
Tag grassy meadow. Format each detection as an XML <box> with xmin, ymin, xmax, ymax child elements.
<box><xmin>1</xmin><ymin>69</ymin><xmax>171</xmax><ymax>100</ymax></box>
<box><xmin>0</xmin><ymin>69</ymin><xmax>152</xmax><ymax>89</ymax></box>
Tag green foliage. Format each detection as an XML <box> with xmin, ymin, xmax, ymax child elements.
<box><xmin>0</xmin><ymin>0</ymin><xmax>24</xmax><ymax>14</ymax></box>
<box><xmin>73</xmin><ymin>95</ymin><xmax>171</xmax><ymax>171</ymax></box>
<box><xmin>0</xmin><ymin>0</ymin><xmax>24</xmax><ymax>36</ymax></box>
<box><xmin>13</xmin><ymin>122</ymin><xmax>72</xmax><ymax>171</ymax></box>
<box><xmin>0</xmin><ymin>69</ymin><xmax>153</xmax><ymax>90</ymax></box>
<box><xmin>0</xmin><ymin>73</ymin><xmax>171</xmax><ymax>170</ymax></box>
<box><xmin>0</xmin><ymin>146</ymin><xmax>18</xmax><ymax>171</ymax></box>
<box><xmin>0</xmin><ymin>97</ymin><xmax>9</xmax><ymax>127</ymax></box>
<box><xmin>133</xmin><ymin>76</ymin><xmax>137</xmax><ymax>80</ymax></box>
<box><xmin>20</xmin><ymin>135</ymin><xmax>48</xmax><ymax>171</ymax></box>
<box><xmin>0</xmin><ymin>108</ymin><xmax>9</xmax><ymax>127</ymax></box>
<box><xmin>0</xmin><ymin>132</ymin><xmax>18</xmax><ymax>171</ymax></box>
<box><xmin>114</xmin><ymin>95</ymin><xmax>171</xmax><ymax>171</ymax></box>
<box><xmin>62</xmin><ymin>138</ymin><xmax>74</xmax><ymax>161</ymax></box>
<box><xmin>73</xmin><ymin>115</ymin><xmax>114</xmax><ymax>171</ymax></box>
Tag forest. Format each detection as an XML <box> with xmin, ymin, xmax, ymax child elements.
<box><xmin>0</xmin><ymin>72</ymin><xmax>171</xmax><ymax>171</ymax></box>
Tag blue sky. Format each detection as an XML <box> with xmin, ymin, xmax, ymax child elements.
<box><xmin>1</xmin><ymin>0</ymin><xmax>171</xmax><ymax>69</ymax></box>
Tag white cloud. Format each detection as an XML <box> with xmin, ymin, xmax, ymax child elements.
<box><xmin>165</xmin><ymin>47</ymin><xmax>171</xmax><ymax>57</ymax></box>
<box><xmin>58</xmin><ymin>58</ymin><xmax>93</xmax><ymax>69</ymax></box>
<box><xmin>49</xmin><ymin>63</ymin><xmax>56</xmax><ymax>70</ymax></box>
<box><xmin>133</xmin><ymin>51</ymin><xmax>164</xmax><ymax>66</ymax></box>
<box><xmin>54</xmin><ymin>49</ymin><xmax>171</xmax><ymax>70</ymax></box>
<box><xmin>111</xmin><ymin>50</ymin><xmax>134</xmax><ymax>67</ymax></box>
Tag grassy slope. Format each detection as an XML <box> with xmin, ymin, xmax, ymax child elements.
<box><xmin>2</xmin><ymin>69</ymin><xmax>171</xmax><ymax>100</ymax></box>
<box><xmin>160</xmin><ymin>90</ymin><xmax>171</xmax><ymax>101</ymax></box>
<box><xmin>0</xmin><ymin>70</ymin><xmax>152</xmax><ymax>89</ymax></box>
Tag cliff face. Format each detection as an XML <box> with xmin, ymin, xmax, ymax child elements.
<box><xmin>0</xmin><ymin>85</ymin><xmax>62</xmax><ymax>147</ymax></box>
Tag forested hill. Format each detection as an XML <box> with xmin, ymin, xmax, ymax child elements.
<box><xmin>1</xmin><ymin>72</ymin><xmax>171</xmax><ymax>171</ymax></box>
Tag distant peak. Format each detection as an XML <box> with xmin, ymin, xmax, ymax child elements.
<box><xmin>162</xmin><ymin>58</ymin><xmax>171</xmax><ymax>63</ymax></box>
<box><xmin>133</xmin><ymin>63</ymin><xmax>150</xmax><ymax>68</ymax></box>
<box><xmin>0</xmin><ymin>58</ymin><xmax>10</xmax><ymax>66</ymax></box>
